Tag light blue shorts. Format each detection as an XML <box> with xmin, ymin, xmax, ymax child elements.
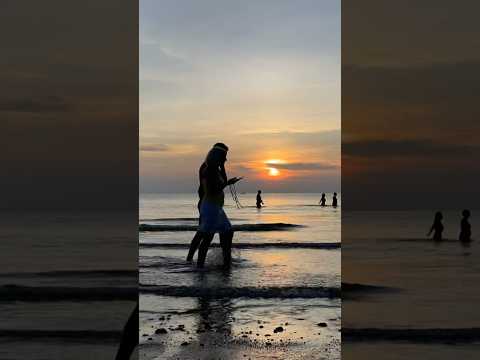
<box><xmin>199</xmin><ymin>201</ymin><xmax>232</xmax><ymax>234</ymax></box>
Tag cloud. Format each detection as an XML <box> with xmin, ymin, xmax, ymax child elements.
<box><xmin>0</xmin><ymin>96</ymin><xmax>71</xmax><ymax>113</ymax></box>
<box><xmin>344</xmin><ymin>61</ymin><xmax>480</xmax><ymax>106</ymax></box>
<box><xmin>140</xmin><ymin>144</ymin><xmax>170</xmax><ymax>152</ymax></box>
<box><xmin>343</xmin><ymin>139</ymin><xmax>478</xmax><ymax>158</ymax></box>
<box><xmin>265</xmin><ymin>162</ymin><xmax>338</xmax><ymax>171</ymax></box>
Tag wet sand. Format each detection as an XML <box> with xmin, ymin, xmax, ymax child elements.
<box><xmin>139</xmin><ymin>296</ymin><xmax>340</xmax><ymax>360</ymax></box>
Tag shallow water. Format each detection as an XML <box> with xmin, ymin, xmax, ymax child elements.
<box><xmin>343</xmin><ymin>210</ymin><xmax>480</xmax><ymax>358</ymax></box>
<box><xmin>0</xmin><ymin>211</ymin><xmax>137</xmax><ymax>359</ymax></box>
<box><xmin>139</xmin><ymin>192</ymin><xmax>341</xmax><ymax>359</ymax></box>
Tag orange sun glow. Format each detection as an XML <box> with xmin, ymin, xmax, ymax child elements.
<box><xmin>268</xmin><ymin>167</ymin><xmax>280</xmax><ymax>176</ymax></box>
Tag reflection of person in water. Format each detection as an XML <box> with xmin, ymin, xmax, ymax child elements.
<box><xmin>319</xmin><ymin>193</ymin><xmax>326</xmax><ymax>206</ymax></box>
<box><xmin>256</xmin><ymin>190</ymin><xmax>264</xmax><ymax>209</ymax></box>
<box><xmin>194</xmin><ymin>270</ymin><xmax>233</xmax><ymax>356</ymax></box>
<box><xmin>332</xmin><ymin>192</ymin><xmax>338</xmax><ymax>207</ymax></box>
<box><xmin>459</xmin><ymin>209</ymin><xmax>472</xmax><ymax>242</ymax></box>
<box><xmin>427</xmin><ymin>211</ymin><xmax>444</xmax><ymax>241</ymax></box>
<box><xmin>187</xmin><ymin>143</ymin><xmax>229</xmax><ymax>262</ymax></box>
<box><xmin>197</xmin><ymin>144</ymin><xmax>241</xmax><ymax>268</ymax></box>
<box><xmin>114</xmin><ymin>302</ymin><xmax>138</xmax><ymax>360</ymax></box>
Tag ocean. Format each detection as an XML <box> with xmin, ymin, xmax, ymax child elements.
<box><xmin>0</xmin><ymin>211</ymin><xmax>138</xmax><ymax>360</ymax></box>
<box><xmin>139</xmin><ymin>192</ymin><xmax>341</xmax><ymax>359</ymax></box>
<box><xmin>343</xmin><ymin>210</ymin><xmax>480</xmax><ymax>359</ymax></box>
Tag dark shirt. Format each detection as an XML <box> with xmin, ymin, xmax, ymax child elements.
<box><xmin>199</xmin><ymin>163</ymin><xmax>227</xmax><ymax>206</ymax></box>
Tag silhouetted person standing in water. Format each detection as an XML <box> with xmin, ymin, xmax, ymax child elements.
<box><xmin>332</xmin><ymin>192</ymin><xmax>338</xmax><ymax>207</ymax></box>
<box><xmin>427</xmin><ymin>211</ymin><xmax>444</xmax><ymax>241</ymax></box>
<box><xmin>459</xmin><ymin>209</ymin><xmax>472</xmax><ymax>242</ymax></box>
<box><xmin>256</xmin><ymin>190</ymin><xmax>264</xmax><ymax>209</ymax></box>
<box><xmin>319</xmin><ymin>193</ymin><xmax>326</xmax><ymax>206</ymax></box>
<box><xmin>196</xmin><ymin>144</ymin><xmax>241</xmax><ymax>268</ymax></box>
<box><xmin>187</xmin><ymin>143</ymin><xmax>229</xmax><ymax>262</ymax></box>
<box><xmin>115</xmin><ymin>302</ymin><xmax>138</xmax><ymax>360</ymax></box>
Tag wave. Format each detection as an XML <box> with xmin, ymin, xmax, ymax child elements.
<box><xmin>140</xmin><ymin>285</ymin><xmax>340</xmax><ymax>299</ymax></box>
<box><xmin>0</xmin><ymin>270</ymin><xmax>137</xmax><ymax>278</ymax></box>
<box><xmin>342</xmin><ymin>282</ymin><xmax>399</xmax><ymax>300</ymax></box>
<box><xmin>342</xmin><ymin>327</ymin><xmax>480</xmax><ymax>343</ymax></box>
<box><xmin>140</xmin><ymin>242</ymin><xmax>340</xmax><ymax>250</ymax></box>
<box><xmin>140</xmin><ymin>217</ymin><xmax>199</xmax><ymax>222</ymax></box>
<box><xmin>139</xmin><ymin>223</ymin><xmax>303</xmax><ymax>232</ymax></box>
<box><xmin>394</xmin><ymin>238</ymin><xmax>467</xmax><ymax>243</ymax></box>
<box><xmin>140</xmin><ymin>217</ymin><xmax>245</xmax><ymax>222</ymax></box>
<box><xmin>342</xmin><ymin>282</ymin><xmax>397</xmax><ymax>292</ymax></box>
<box><xmin>299</xmin><ymin>204</ymin><xmax>339</xmax><ymax>207</ymax></box>
<box><xmin>0</xmin><ymin>285</ymin><xmax>137</xmax><ymax>302</ymax></box>
<box><xmin>0</xmin><ymin>329</ymin><xmax>121</xmax><ymax>342</ymax></box>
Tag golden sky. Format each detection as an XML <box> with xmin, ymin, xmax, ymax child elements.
<box><xmin>140</xmin><ymin>0</ymin><xmax>340</xmax><ymax>193</ymax></box>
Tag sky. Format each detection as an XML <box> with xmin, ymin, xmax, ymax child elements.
<box><xmin>342</xmin><ymin>0</ymin><xmax>480</xmax><ymax>209</ymax></box>
<box><xmin>1</xmin><ymin>0</ymin><xmax>138</xmax><ymax>210</ymax></box>
<box><xmin>140</xmin><ymin>0</ymin><xmax>340</xmax><ymax>193</ymax></box>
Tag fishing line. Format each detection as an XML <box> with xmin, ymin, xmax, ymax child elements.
<box><xmin>229</xmin><ymin>183</ymin><xmax>243</xmax><ymax>208</ymax></box>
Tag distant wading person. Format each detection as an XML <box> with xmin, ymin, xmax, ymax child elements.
<box><xmin>319</xmin><ymin>193</ymin><xmax>326</xmax><ymax>206</ymax></box>
<box><xmin>459</xmin><ymin>209</ymin><xmax>472</xmax><ymax>242</ymax></box>
<box><xmin>187</xmin><ymin>143</ymin><xmax>228</xmax><ymax>262</ymax></box>
<box><xmin>332</xmin><ymin>192</ymin><xmax>338</xmax><ymax>207</ymax></box>
<box><xmin>256</xmin><ymin>190</ymin><xmax>264</xmax><ymax>209</ymax></box>
<box><xmin>196</xmin><ymin>144</ymin><xmax>241</xmax><ymax>268</ymax></box>
<box><xmin>428</xmin><ymin>211</ymin><xmax>444</xmax><ymax>241</ymax></box>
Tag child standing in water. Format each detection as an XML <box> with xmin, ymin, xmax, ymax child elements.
<box><xmin>332</xmin><ymin>192</ymin><xmax>338</xmax><ymax>207</ymax></box>
<box><xmin>428</xmin><ymin>211</ymin><xmax>444</xmax><ymax>241</ymax></box>
<box><xmin>256</xmin><ymin>190</ymin><xmax>264</xmax><ymax>209</ymax></box>
<box><xmin>319</xmin><ymin>193</ymin><xmax>326</xmax><ymax>206</ymax></box>
<box><xmin>459</xmin><ymin>209</ymin><xmax>472</xmax><ymax>242</ymax></box>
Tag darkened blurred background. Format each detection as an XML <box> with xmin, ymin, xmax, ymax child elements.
<box><xmin>0</xmin><ymin>1</ymin><xmax>138</xmax><ymax>359</ymax></box>
<box><xmin>343</xmin><ymin>1</ymin><xmax>480</xmax><ymax>358</ymax></box>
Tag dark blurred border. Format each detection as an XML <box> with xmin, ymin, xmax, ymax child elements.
<box><xmin>343</xmin><ymin>0</ymin><xmax>480</xmax><ymax>358</ymax></box>
<box><xmin>1</xmin><ymin>1</ymin><xmax>138</xmax><ymax>358</ymax></box>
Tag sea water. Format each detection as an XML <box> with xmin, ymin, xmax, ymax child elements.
<box><xmin>139</xmin><ymin>193</ymin><xmax>341</xmax><ymax>359</ymax></box>
<box><xmin>343</xmin><ymin>210</ymin><xmax>480</xmax><ymax>359</ymax></box>
<box><xmin>0</xmin><ymin>211</ymin><xmax>137</xmax><ymax>360</ymax></box>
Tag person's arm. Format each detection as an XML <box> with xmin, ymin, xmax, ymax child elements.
<box><xmin>427</xmin><ymin>224</ymin><xmax>434</xmax><ymax>236</ymax></box>
<box><xmin>219</xmin><ymin>165</ymin><xmax>227</xmax><ymax>183</ymax></box>
<box><xmin>219</xmin><ymin>165</ymin><xmax>241</xmax><ymax>188</ymax></box>
<box><xmin>225</xmin><ymin>176</ymin><xmax>242</xmax><ymax>187</ymax></box>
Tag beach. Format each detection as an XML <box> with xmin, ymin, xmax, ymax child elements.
<box><xmin>139</xmin><ymin>193</ymin><xmax>341</xmax><ymax>359</ymax></box>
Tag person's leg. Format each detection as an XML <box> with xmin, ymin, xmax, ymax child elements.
<box><xmin>115</xmin><ymin>302</ymin><xmax>138</xmax><ymax>360</ymax></box>
<box><xmin>197</xmin><ymin>233</ymin><xmax>215</xmax><ymax>268</ymax></box>
<box><xmin>186</xmin><ymin>231</ymin><xmax>203</xmax><ymax>261</ymax></box>
<box><xmin>219</xmin><ymin>230</ymin><xmax>233</xmax><ymax>267</ymax></box>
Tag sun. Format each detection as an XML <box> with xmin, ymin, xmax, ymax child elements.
<box><xmin>268</xmin><ymin>167</ymin><xmax>280</xmax><ymax>177</ymax></box>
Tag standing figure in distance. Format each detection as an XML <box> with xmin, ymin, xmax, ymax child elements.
<box><xmin>256</xmin><ymin>190</ymin><xmax>264</xmax><ymax>209</ymax></box>
<box><xmin>459</xmin><ymin>209</ymin><xmax>472</xmax><ymax>242</ymax></box>
<box><xmin>332</xmin><ymin>192</ymin><xmax>338</xmax><ymax>208</ymax></box>
<box><xmin>319</xmin><ymin>193</ymin><xmax>326</xmax><ymax>206</ymax></box>
<box><xmin>428</xmin><ymin>211</ymin><xmax>444</xmax><ymax>241</ymax></box>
